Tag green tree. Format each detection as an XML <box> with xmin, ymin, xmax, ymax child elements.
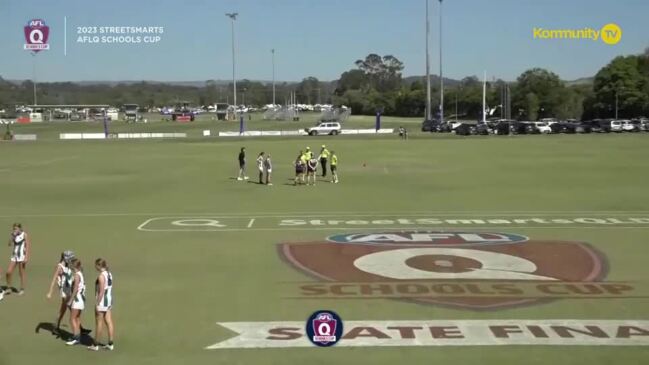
<box><xmin>296</xmin><ymin>77</ymin><xmax>321</xmax><ymax>104</ymax></box>
<box><xmin>354</xmin><ymin>54</ymin><xmax>404</xmax><ymax>92</ymax></box>
<box><xmin>525</xmin><ymin>92</ymin><xmax>540</xmax><ymax>121</ymax></box>
<box><xmin>335</xmin><ymin>69</ymin><xmax>365</xmax><ymax>96</ymax></box>
<box><xmin>589</xmin><ymin>54</ymin><xmax>649</xmax><ymax>118</ymax></box>
<box><xmin>512</xmin><ymin>68</ymin><xmax>568</xmax><ymax>120</ymax></box>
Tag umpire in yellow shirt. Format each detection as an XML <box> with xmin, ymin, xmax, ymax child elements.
<box><xmin>318</xmin><ymin>145</ymin><xmax>330</xmax><ymax>177</ymax></box>
<box><xmin>330</xmin><ymin>151</ymin><xmax>339</xmax><ymax>183</ymax></box>
<box><xmin>304</xmin><ymin>147</ymin><xmax>313</xmax><ymax>160</ymax></box>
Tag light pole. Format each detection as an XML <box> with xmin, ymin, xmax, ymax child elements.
<box><xmin>271</xmin><ymin>49</ymin><xmax>276</xmax><ymax>106</ymax></box>
<box><xmin>614</xmin><ymin>87</ymin><xmax>623</xmax><ymax>120</ymax></box>
<box><xmin>32</xmin><ymin>54</ymin><xmax>37</xmax><ymax>105</ymax></box>
<box><xmin>425</xmin><ymin>0</ymin><xmax>432</xmax><ymax>121</ymax></box>
<box><xmin>226</xmin><ymin>12</ymin><xmax>238</xmax><ymax>112</ymax></box>
<box><xmin>455</xmin><ymin>86</ymin><xmax>460</xmax><ymax>122</ymax></box>
<box><xmin>439</xmin><ymin>0</ymin><xmax>444</xmax><ymax>122</ymax></box>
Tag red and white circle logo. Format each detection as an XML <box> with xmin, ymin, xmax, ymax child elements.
<box><xmin>280</xmin><ymin>231</ymin><xmax>611</xmax><ymax>310</ymax></box>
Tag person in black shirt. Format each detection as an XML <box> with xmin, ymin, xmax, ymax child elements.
<box><xmin>237</xmin><ymin>147</ymin><xmax>249</xmax><ymax>181</ymax></box>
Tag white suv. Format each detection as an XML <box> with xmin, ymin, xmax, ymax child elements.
<box><xmin>610</xmin><ymin>120</ymin><xmax>623</xmax><ymax>132</ymax></box>
<box><xmin>533</xmin><ymin>121</ymin><xmax>552</xmax><ymax>134</ymax></box>
<box><xmin>621</xmin><ymin>120</ymin><xmax>639</xmax><ymax>132</ymax></box>
<box><xmin>306</xmin><ymin>122</ymin><xmax>342</xmax><ymax>136</ymax></box>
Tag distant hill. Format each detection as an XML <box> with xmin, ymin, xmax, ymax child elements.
<box><xmin>4</xmin><ymin>79</ymin><xmax>299</xmax><ymax>87</ymax></box>
<box><xmin>565</xmin><ymin>77</ymin><xmax>594</xmax><ymax>86</ymax></box>
<box><xmin>403</xmin><ymin>75</ymin><xmax>461</xmax><ymax>86</ymax></box>
<box><xmin>5</xmin><ymin>75</ymin><xmax>594</xmax><ymax>88</ymax></box>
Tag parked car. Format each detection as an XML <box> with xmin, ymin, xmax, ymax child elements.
<box><xmin>622</xmin><ymin>120</ymin><xmax>641</xmax><ymax>132</ymax></box>
<box><xmin>421</xmin><ymin>119</ymin><xmax>437</xmax><ymax>132</ymax></box>
<box><xmin>533</xmin><ymin>121</ymin><xmax>552</xmax><ymax>134</ymax></box>
<box><xmin>437</xmin><ymin>122</ymin><xmax>452</xmax><ymax>133</ymax></box>
<box><xmin>553</xmin><ymin>122</ymin><xmax>576</xmax><ymax>134</ymax></box>
<box><xmin>589</xmin><ymin>119</ymin><xmax>611</xmax><ymax>133</ymax></box>
<box><xmin>488</xmin><ymin>120</ymin><xmax>509</xmax><ymax>135</ymax></box>
<box><xmin>475</xmin><ymin>123</ymin><xmax>490</xmax><ymax>135</ymax></box>
<box><xmin>422</xmin><ymin>119</ymin><xmax>452</xmax><ymax>133</ymax></box>
<box><xmin>574</xmin><ymin>121</ymin><xmax>592</xmax><ymax>133</ymax></box>
<box><xmin>610</xmin><ymin>120</ymin><xmax>624</xmax><ymax>132</ymax></box>
<box><xmin>637</xmin><ymin>118</ymin><xmax>649</xmax><ymax>131</ymax></box>
<box><xmin>509</xmin><ymin>121</ymin><xmax>528</xmax><ymax>135</ymax></box>
<box><xmin>453</xmin><ymin>122</ymin><xmax>489</xmax><ymax>136</ymax></box>
<box><xmin>306</xmin><ymin>121</ymin><xmax>341</xmax><ymax>136</ymax></box>
<box><xmin>522</xmin><ymin>122</ymin><xmax>540</xmax><ymax>134</ymax></box>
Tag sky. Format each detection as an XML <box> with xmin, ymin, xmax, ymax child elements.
<box><xmin>0</xmin><ymin>0</ymin><xmax>647</xmax><ymax>82</ymax></box>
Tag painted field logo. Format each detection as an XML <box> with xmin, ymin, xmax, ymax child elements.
<box><xmin>279</xmin><ymin>231</ymin><xmax>625</xmax><ymax>310</ymax></box>
<box><xmin>306</xmin><ymin>311</ymin><xmax>343</xmax><ymax>347</ymax></box>
<box><xmin>328</xmin><ymin>231</ymin><xmax>528</xmax><ymax>246</ymax></box>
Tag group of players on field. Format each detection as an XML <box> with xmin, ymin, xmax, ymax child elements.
<box><xmin>237</xmin><ymin>145</ymin><xmax>339</xmax><ymax>185</ymax></box>
<box><xmin>0</xmin><ymin>223</ymin><xmax>115</xmax><ymax>351</ymax></box>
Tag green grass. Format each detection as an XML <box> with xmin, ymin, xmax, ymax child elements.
<box><xmin>0</xmin><ymin>127</ymin><xmax>648</xmax><ymax>365</ymax></box>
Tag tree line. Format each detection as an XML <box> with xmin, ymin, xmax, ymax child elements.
<box><xmin>0</xmin><ymin>47</ymin><xmax>647</xmax><ymax>120</ymax></box>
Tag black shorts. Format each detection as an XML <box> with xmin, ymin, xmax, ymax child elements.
<box><xmin>239</xmin><ymin>162</ymin><xmax>245</xmax><ymax>168</ymax></box>
<box><xmin>295</xmin><ymin>166</ymin><xmax>304</xmax><ymax>174</ymax></box>
<box><xmin>331</xmin><ymin>165</ymin><xmax>337</xmax><ymax>172</ymax></box>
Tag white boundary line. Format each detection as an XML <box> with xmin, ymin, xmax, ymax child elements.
<box><xmin>3</xmin><ymin>211</ymin><xmax>649</xmax><ymax>218</ymax></box>
<box><xmin>137</xmin><ymin>218</ymin><xmax>649</xmax><ymax>232</ymax></box>
<box><xmin>136</xmin><ymin>216</ymin><xmax>649</xmax><ymax>232</ymax></box>
<box><xmin>137</xmin><ymin>226</ymin><xmax>649</xmax><ymax>232</ymax></box>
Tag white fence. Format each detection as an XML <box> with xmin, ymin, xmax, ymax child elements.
<box><xmin>59</xmin><ymin>133</ymin><xmax>187</xmax><ymax>140</ymax></box>
<box><xmin>217</xmin><ymin>129</ymin><xmax>393</xmax><ymax>137</ymax></box>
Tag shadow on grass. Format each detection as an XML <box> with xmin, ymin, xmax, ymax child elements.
<box><xmin>35</xmin><ymin>322</ymin><xmax>94</xmax><ymax>345</ymax></box>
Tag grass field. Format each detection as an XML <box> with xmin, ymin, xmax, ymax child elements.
<box><xmin>0</xmin><ymin>123</ymin><xmax>648</xmax><ymax>365</ymax></box>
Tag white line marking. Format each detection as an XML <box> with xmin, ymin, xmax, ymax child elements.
<box><xmin>137</xmin><ymin>226</ymin><xmax>649</xmax><ymax>232</ymax></box>
<box><xmin>136</xmin><ymin>218</ymin><xmax>155</xmax><ymax>231</ymax></box>
<box><xmin>247</xmin><ymin>218</ymin><xmax>255</xmax><ymax>228</ymax></box>
<box><xmin>3</xmin><ymin>211</ymin><xmax>649</xmax><ymax>218</ymax></box>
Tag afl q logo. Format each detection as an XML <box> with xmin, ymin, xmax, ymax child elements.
<box><xmin>306</xmin><ymin>310</ymin><xmax>343</xmax><ymax>347</ymax></box>
<box><xmin>23</xmin><ymin>19</ymin><xmax>50</xmax><ymax>53</ymax></box>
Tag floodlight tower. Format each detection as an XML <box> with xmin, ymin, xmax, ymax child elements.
<box><xmin>425</xmin><ymin>0</ymin><xmax>432</xmax><ymax>121</ymax></box>
<box><xmin>272</xmin><ymin>49</ymin><xmax>276</xmax><ymax>106</ymax></box>
<box><xmin>226</xmin><ymin>12</ymin><xmax>238</xmax><ymax>112</ymax></box>
<box><xmin>439</xmin><ymin>0</ymin><xmax>444</xmax><ymax>123</ymax></box>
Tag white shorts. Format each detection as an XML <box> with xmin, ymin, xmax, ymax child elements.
<box><xmin>266</xmin><ymin>169</ymin><xmax>272</xmax><ymax>174</ymax></box>
<box><xmin>70</xmin><ymin>299</ymin><xmax>85</xmax><ymax>310</ymax></box>
<box><xmin>10</xmin><ymin>252</ymin><xmax>26</xmax><ymax>263</ymax></box>
<box><xmin>96</xmin><ymin>304</ymin><xmax>112</xmax><ymax>313</ymax></box>
<box><xmin>11</xmin><ymin>244</ymin><xmax>26</xmax><ymax>262</ymax></box>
